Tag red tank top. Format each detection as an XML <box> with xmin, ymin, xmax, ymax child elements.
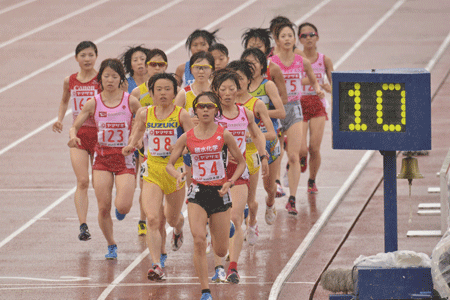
<box><xmin>69</xmin><ymin>73</ymin><xmax>101</xmax><ymax>127</ymax></box>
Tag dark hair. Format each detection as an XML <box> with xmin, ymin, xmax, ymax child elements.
<box><xmin>189</xmin><ymin>51</ymin><xmax>215</xmax><ymax>71</ymax></box>
<box><xmin>120</xmin><ymin>45</ymin><xmax>151</xmax><ymax>76</ymax></box>
<box><xmin>148</xmin><ymin>73</ymin><xmax>178</xmax><ymax>95</ymax></box>
<box><xmin>274</xmin><ymin>22</ymin><xmax>296</xmax><ymax>40</ymax></box>
<box><xmin>146</xmin><ymin>48</ymin><xmax>168</xmax><ymax>63</ymax></box>
<box><xmin>211</xmin><ymin>68</ymin><xmax>241</xmax><ymax>94</ymax></box>
<box><xmin>241</xmin><ymin>28</ymin><xmax>271</xmax><ymax>55</ymax></box>
<box><xmin>241</xmin><ymin>48</ymin><xmax>268</xmax><ymax>76</ymax></box>
<box><xmin>208</xmin><ymin>43</ymin><xmax>229</xmax><ymax>57</ymax></box>
<box><xmin>97</xmin><ymin>58</ymin><xmax>126</xmax><ymax>89</ymax></box>
<box><xmin>185</xmin><ymin>29</ymin><xmax>219</xmax><ymax>52</ymax></box>
<box><xmin>298</xmin><ymin>22</ymin><xmax>319</xmax><ymax>38</ymax></box>
<box><xmin>75</xmin><ymin>41</ymin><xmax>98</xmax><ymax>56</ymax></box>
<box><xmin>269</xmin><ymin>16</ymin><xmax>292</xmax><ymax>34</ymax></box>
<box><xmin>193</xmin><ymin>91</ymin><xmax>222</xmax><ymax>117</ymax></box>
<box><xmin>226</xmin><ymin>60</ymin><xmax>254</xmax><ymax>90</ymax></box>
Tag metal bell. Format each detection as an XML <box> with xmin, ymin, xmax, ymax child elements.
<box><xmin>397</xmin><ymin>156</ymin><xmax>424</xmax><ymax>183</ymax></box>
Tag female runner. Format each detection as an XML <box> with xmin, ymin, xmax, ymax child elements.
<box><xmin>130</xmin><ymin>48</ymin><xmax>169</xmax><ymax>238</ymax></box>
<box><xmin>240</xmin><ymin>48</ymin><xmax>286</xmax><ymax>225</ymax></box>
<box><xmin>268</xmin><ymin>16</ymin><xmax>305</xmax><ymax>58</ymax></box>
<box><xmin>228</xmin><ymin>60</ymin><xmax>276</xmax><ymax>244</ymax></box>
<box><xmin>167</xmin><ymin>92</ymin><xmax>245</xmax><ymax>300</ymax></box>
<box><xmin>174</xmin><ymin>51</ymin><xmax>215</xmax><ymax>188</ymax></box>
<box><xmin>68</xmin><ymin>58</ymin><xmax>141</xmax><ymax>259</ymax></box>
<box><xmin>52</xmin><ymin>41</ymin><xmax>101</xmax><ymax>241</ymax></box>
<box><xmin>209</xmin><ymin>43</ymin><xmax>229</xmax><ymax>71</ymax></box>
<box><xmin>298</xmin><ymin>22</ymin><xmax>333</xmax><ymax>194</ymax></box>
<box><xmin>123</xmin><ymin>73</ymin><xmax>194</xmax><ymax>280</ymax></box>
<box><xmin>211</xmin><ymin>68</ymin><xmax>268</xmax><ymax>283</ymax></box>
<box><xmin>242</xmin><ymin>27</ymin><xmax>289</xmax><ymax>197</ymax></box>
<box><xmin>270</xmin><ymin>22</ymin><xmax>324</xmax><ymax>215</ymax></box>
<box><xmin>175</xmin><ymin>29</ymin><xmax>218</xmax><ymax>87</ymax></box>
<box><xmin>120</xmin><ymin>45</ymin><xmax>151</xmax><ymax>93</ymax></box>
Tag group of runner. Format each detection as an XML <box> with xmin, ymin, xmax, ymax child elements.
<box><xmin>52</xmin><ymin>16</ymin><xmax>333</xmax><ymax>300</ymax></box>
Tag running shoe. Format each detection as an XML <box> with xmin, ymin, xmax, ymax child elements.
<box><xmin>147</xmin><ymin>265</ymin><xmax>165</xmax><ymax>281</ymax></box>
<box><xmin>226</xmin><ymin>268</ymin><xmax>240</xmax><ymax>284</ymax></box>
<box><xmin>105</xmin><ymin>244</ymin><xmax>117</xmax><ymax>260</ymax></box>
<box><xmin>308</xmin><ymin>183</ymin><xmax>318</xmax><ymax>194</ymax></box>
<box><xmin>200</xmin><ymin>292</ymin><xmax>213</xmax><ymax>300</ymax></box>
<box><xmin>78</xmin><ymin>223</ymin><xmax>91</xmax><ymax>241</ymax></box>
<box><xmin>244</xmin><ymin>204</ymin><xmax>249</xmax><ymax>219</ymax></box>
<box><xmin>138</xmin><ymin>221</ymin><xmax>147</xmax><ymax>236</ymax></box>
<box><xmin>115</xmin><ymin>208</ymin><xmax>126</xmax><ymax>221</ymax></box>
<box><xmin>160</xmin><ymin>253</ymin><xmax>167</xmax><ymax>268</ymax></box>
<box><xmin>229</xmin><ymin>220</ymin><xmax>235</xmax><ymax>238</ymax></box>
<box><xmin>300</xmin><ymin>156</ymin><xmax>307</xmax><ymax>173</ymax></box>
<box><xmin>211</xmin><ymin>266</ymin><xmax>226</xmax><ymax>283</ymax></box>
<box><xmin>265</xmin><ymin>205</ymin><xmax>277</xmax><ymax>225</ymax></box>
<box><xmin>276</xmin><ymin>183</ymin><xmax>286</xmax><ymax>198</ymax></box>
<box><xmin>171</xmin><ymin>231</ymin><xmax>184</xmax><ymax>251</ymax></box>
<box><xmin>247</xmin><ymin>224</ymin><xmax>259</xmax><ymax>245</ymax></box>
<box><xmin>285</xmin><ymin>197</ymin><xmax>298</xmax><ymax>215</ymax></box>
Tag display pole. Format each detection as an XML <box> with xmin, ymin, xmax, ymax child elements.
<box><xmin>381</xmin><ymin>150</ymin><xmax>398</xmax><ymax>252</ymax></box>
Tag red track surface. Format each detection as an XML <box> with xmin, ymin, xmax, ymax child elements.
<box><xmin>0</xmin><ymin>1</ymin><xmax>450</xmax><ymax>299</ymax></box>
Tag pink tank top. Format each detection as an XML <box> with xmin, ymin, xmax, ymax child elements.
<box><xmin>69</xmin><ymin>73</ymin><xmax>101</xmax><ymax>127</ymax></box>
<box><xmin>215</xmin><ymin>104</ymin><xmax>249</xmax><ymax>157</ymax></box>
<box><xmin>93</xmin><ymin>92</ymin><xmax>133</xmax><ymax>155</ymax></box>
<box><xmin>186</xmin><ymin>126</ymin><xmax>227</xmax><ymax>186</ymax></box>
<box><xmin>302</xmin><ymin>53</ymin><xmax>325</xmax><ymax>96</ymax></box>
<box><xmin>270</xmin><ymin>54</ymin><xmax>304</xmax><ymax>102</ymax></box>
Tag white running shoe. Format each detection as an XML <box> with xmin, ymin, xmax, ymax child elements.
<box><xmin>211</xmin><ymin>266</ymin><xmax>227</xmax><ymax>283</ymax></box>
<box><xmin>206</xmin><ymin>224</ymin><xmax>211</xmax><ymax>254</ymax></box>
<box><xmin>247</xmin><ymin>224</ymin><xmax>259</xmax><ymax>245</ymax></box>
<box><xmin>265</xmin><ymin>205</ymin><xmax>277</xmax><ymax>225</ymax></box>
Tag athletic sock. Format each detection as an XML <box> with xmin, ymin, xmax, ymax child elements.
<box><xmin>202</xmin><ymin>289</ymin><xmax>211</xmax><ymax>295</ymax></box>
<box><xmin>308</xmin><ymin>179</ymin><xmax>315</xmax><ymax>187</ymax></box>
<box><xmin>275</xmin><ymin>179</ymin><xmax>281</xmax><ymax>185</ymax></box>
<box><xmin>215</xmin><ymin>265</ymin><xmax>224</xmax><ymax>270</ymax></box>
<box><xmin>229</xmin><ymin>261</ymin><xmax>237</xmax><ymax>271</ymax></box>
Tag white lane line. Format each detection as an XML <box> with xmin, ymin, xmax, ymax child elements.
<box><xmin>0</xmin><ymin>0</ymin><xmax>111</xmax><ymax>50</ymax></box>
<box><xmin>0</xmin><ymin>111</ymin><xmax>71</xmax><ymax>156</ymax></box>
<box><xmin>269</xmin><ymin>1</ymin><xmax>406</xmax><ymax>299</ymax></box>
<box><xmin>0</xmin><ymin>0</ymin><xmax>183</xmax><ymax>96</ymax></box>
<box><xmin>0</xmin><ymin>186</ymin><xmax>76</xmax><ymax>250</ymax></box>
<box><xmin>0</xmin><ymin>0</ymin><xmax>37</xmax><ymax>16</ymax></box>
<box><xmin>0</xmin><ymin>276</ymin><xmax>90</xmax><ymax>282</ymax></box>
<box><xmin>293</xmin><ymin>0</ymin><xmax>333</xmax><ymax>26</ymax></box>
<box><xmin>426</xmin><ymin>30</ymin><xmax>450</xmax><ymax>71</ymax></box>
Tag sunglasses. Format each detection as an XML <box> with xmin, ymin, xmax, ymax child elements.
<box><xmin>299</xmin><ymin>32</ymin><xmax>318</xmax><ymax>39</ymax></box>
<box><xmin>191</xmin><ymin>64</ymin><xmax>212</xmax><ymax>71</ymax></box>
<box><xmin>195</xmin><ymin>102</ymin><xmax>217</xmax><ymax>109</ymax></box>
<box><xmin>147</xmin><ymin>61</ymin><xmax>167</xmax><ymax>67</ymax></box>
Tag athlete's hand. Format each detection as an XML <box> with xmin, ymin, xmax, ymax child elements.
<box><xmin>218</xmin><ymin>181</ymin><xmax>233</xmax><ymax>197</ymax></box>
<box><xmin>261</xmin><ymin>158</ymin><xmax>269</xmax><ymax>179</ymax></box>
<box><xmin>316</xmin><ymin>88</ymin><xmax>325</xmax><ymax>99</ymax></box>
<box><xmin>53</xmin><ymin>121</ymin><xmax>63</xmax><ymax>133</ymax></box>
<box><xmin>176</xmin><ymin>171</ymin><xmax>187</xmax><ymax>189</ymax></box>
<box><xmin>122</xmin><ymin>145</ymin><xmax>135</xmax><ymax>156</ymax></box>
<box><xmin>68</xmin><ymin>137</ymin><xmax>81</xmax><ymax>148</ymax></box>
<box><xmin>320</xmin><ymin>83</ymin><xmax>332</xmax><ymax>94</ymax></box>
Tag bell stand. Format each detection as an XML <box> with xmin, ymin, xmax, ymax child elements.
<box><xmin>381</xmin><ymin>150</ymin><xmax>398</xmax><ymax>252</ymax></box>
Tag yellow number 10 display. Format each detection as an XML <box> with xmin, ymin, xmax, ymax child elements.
<box><xmin>339</xmin><ymin>82</ymin><xmax>406</xmax><ymax>133</ymax></box>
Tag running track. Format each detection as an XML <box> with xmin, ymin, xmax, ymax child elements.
<box><xmin>1</xmin><ymin>0</ymin><xmax>450</xmax><ymax>299</ymax></box>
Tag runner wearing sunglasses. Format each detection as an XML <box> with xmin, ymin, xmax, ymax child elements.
<box><xmin>123</xmin><ymin>73</ymin><xmax>194</xmax><ymax>280</ymax></box>
<box><xmin>167</xmin><ymin>92</ymin><xmax>245</xmax><ymax>300</ymax></box>
<box><xmin>174</xmin><ymin>51</ymin><xmax>215</xmax><ymax>191</ymax></box>
<box><xmin>175</xmin><ymin>29</ymin><xmax>219</xmax><ymax>87</ymax></box>
<box><xmin>270</xmin><ymin>22</ymin><xmax>324</xmax><ymax>215</ymax></box>
<box><xmin>298</xmin><ymin>22</ymin><xmax>334</xmax><ymax>194</ymax></box>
